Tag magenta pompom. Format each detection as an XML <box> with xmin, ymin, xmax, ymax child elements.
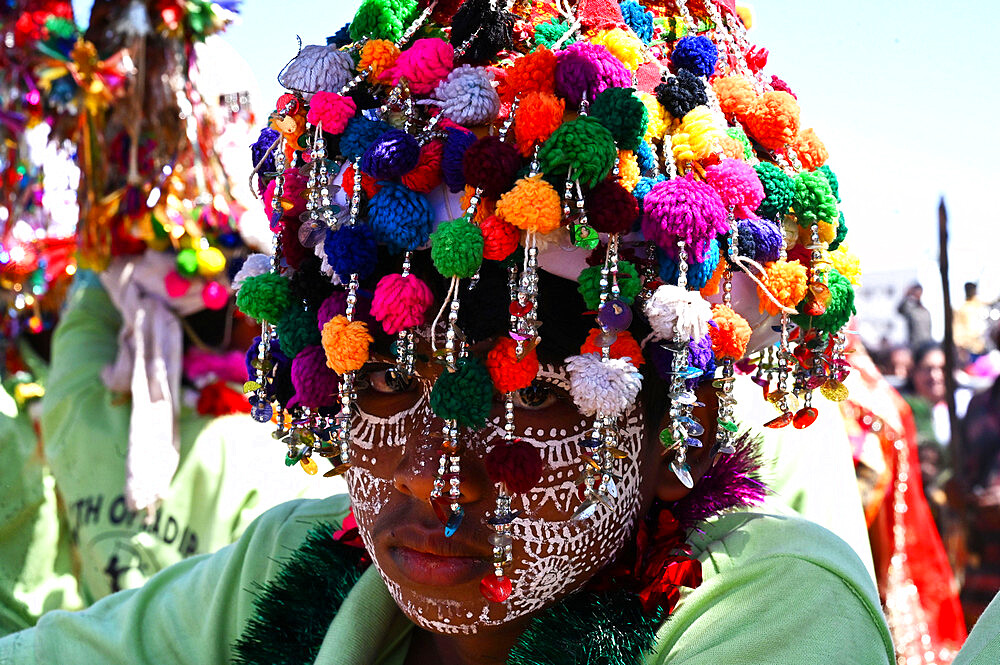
<box><xmin>641</xmin><ymin>174</ymin><xmax>728</xmax><ymax>261</ymax></box>
<box><xmin>317</xmin><ymin>291</ymin><xmax>377</xmax><ymax>331</ymax></box>
<box><xmin>305</xmin><ymin>92</ymin><xmax>357</xmax><ymax>135</ymax></box>
<box><xmin>704</xmin><ymin>158</ymin><xmax>765</xmax><ymax>216</ymax></box>
<box><xmin>382</xmin><ymin>38</ymin><xmax>454</xmax><ymax>95</ymax></box>
<box><xmin>554</xmin><ymin>42</ymin><xmax>632</xmax><ymax>106</ymax></box>
<box><xmin>370</xmin><ymin>273</ymin><xmax>435</xmax><ymax>335</ymax></box>
<box><xmin>262</xmin><ymin>167</ymin><xmax>308</xmax><ymax>229</ymax></box>
<box><xmin>462</xmin><ymin>136</ymin><xmax>522</xmax><ymax>199</ymax></box>
<box><xmin>289</xmin><ymin>345</ymin><xmax>340</xmax><ymax>408</ymax></box>
<box><xmin>585</xmin><ymin>180</ymin><xmax>639</xmax><ymax>235</ymax></box>
<box><xmin>201</xmin><ymin>281</ymin><xmax>229</xmax><ymax>310</ymax></box>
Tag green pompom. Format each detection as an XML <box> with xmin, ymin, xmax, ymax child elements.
<box><xmin>534</xmin><ymin>19</ymin><xmax>576</xmax><ymax>49</ymax></box>
<box><xmin>726</xmin><ymin>126</ymin><xmax>753</xmax><ymax>161</ymax></box>
<box><xmin>753</xmin><ymin>162</ymin><xmax>794</xmax><ymax>221</ymax></box>
<box><xmin>792</xmin><ymin>269</ymin><xmax>855</xmax><ymax>333</ymax></box>
<box><xmin>793</xmin><ymin>171</ymin><xmax>838</xmax><ymax>227</ymax></box>
<box><xmin>589</xmin><ymin>87</ymin><xmax>648</xmax><ymax>152</ymax></box>
<box><xmin>577</xmin><ymin>261</ymin><xmax>641</xmax><ymax>311</ymax></box>
<box><xmin>236</xmin><ymin>273</ymin><xmax>292</xmax><ymax>324</ymax></box>
<box><xmin>827</xmin><ymin>211</ymin><xmax>848</xmax><ymax>252</ymax></box>
<box><xmin>817</xmin><ymin>164</ymin><xmax>840</xmax><ymax>203</ymax></box>
<box><xmin>349</xmin><ymin>0</ymin><xmax>419</xmax><ymax>42</ymax></box>
<box><xmin>429</xmin><ymin>357</ymin><xmax>493</xmax><ymax>428</ymax></box>
<box><xmin>539</xmin><ymin>117</ymin><xmax>617</xmax><ymax>189</ymax></box>
<box><xmin>430</xmin><ymin>217</ymin><xmax>484</xmax><ymax>279</ymax></box>
<box><xmin>277</xmin><ymin>306</ymin><xmax>321</xmax><ymax>359</ymax></box>
<box><xmin>176</xmin><ymin>248</ymin><xmax>199</xmax><ymax>277</ymax></box>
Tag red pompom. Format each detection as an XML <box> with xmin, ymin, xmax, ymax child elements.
<box><xmin>280</xmin><ymin>216</ymin><xmax>310</xmax><ymax>269</ymax></box>
<box><xmin>486</xmin><ymin>337</ymin><xmax>539</xmax><ymax>393</ymax></box>
<box><xmin>462</xmin><ymin>136</ymin><xmax>522</xmax><ymax>199</ymax></box>
<box><xmin>341</xmin><ymin>163</ymin><xmax>380</xmax><ymax>200</ymax></box>
<box><xmin>480</xmin><ymin>214</ymin><xmax>520</xmax><ymax>261</ymax></box>
<box><xmin>485</xmin><ymin>439</ymin><xmax>545</xmax><ymax>494</ymax></box>
<box><xmin>196</xmin><ymin>381</ymin><xmax>251</xmax><ymax>416</ymax></box>
<box><xmin>580</xmin><ymin>328</ymin><xmax>645</xmax><ymax>367</ymax></box>
<box><xmin>276</xmin><ymin>93</ymin><xmax>301</xmax><ymax>115</ymax></box>
<box><xmin>585</xmin><ymin>180</ymin><xmax>639</xmax><ymax>235</ymax></box>
<box><xmin>401</xmin><ymin>140</ymin><xmax>444</xmax><ymax>193</ymax></box>
<box><xmin>499</xmin><ymin>47</ymin><xmax>557</xmax><ymax>103</ymax></box>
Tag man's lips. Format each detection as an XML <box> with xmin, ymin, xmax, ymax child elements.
<box><xmin>381</xmin><ymin>524</ymin><xmax>492</xmax><ymax>587</ymax></box>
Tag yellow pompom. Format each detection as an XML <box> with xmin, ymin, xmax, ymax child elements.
<box><xmin>829</xmin><ymin>245</ymin><xmax>862</xmax><ymax>286</ymax></box>
<box><xmin>672</xmin><ymin>106</ymin><xmax>723</xmax><ymax>163</ymax></box>
<box><xmin>736</xmin><ymin>6</ymin><xmax>753</xmax><ymax>29</ymax></box>
<box><xmin>617</xmin><ymin>150</ymin><xmax>641</xmax><ymax>192</ymax></box>
<box><xmin>797</xmin><ymin>220</ymin><xmax>837</xmax><ymax>246</ymax></box>
<box><xmin>321</xmin><ymin>315</ymin><xmax>373</xmax><ymax>374</ymax></box>
<box><xmin>196</xmin><ymin>247</ymin><xmax>227</xmax><ymax>277</ymax></box>
<box><xmin>591</xmin><ymin>28</ymin><xmax>645</xmax><ymax>71</ymax></box>
<box><xmin>636</xmin><ymin>92</ymin><xmax>666</xmax><ymax>143</ymax></box>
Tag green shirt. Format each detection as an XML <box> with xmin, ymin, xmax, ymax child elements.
<box><xmin>955</xmin><ymin>592</ymin><xmax>1000</xmax><ymax>665</ymax></box>
<box><xmin>0</xmin><ymin>495</ymin><xmax>895</xmax><ymax>664</ymax></box>
<box><xmin>39</xmin><ymin>280</ymin><xmax>334</xmax><ymax>605</ymax></box>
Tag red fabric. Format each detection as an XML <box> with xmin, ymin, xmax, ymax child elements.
<box><xmin>196</xmin><ymin>381</ymin><xmax>251</xmax><ymax>417</ymax></box>
<box><xmin>577</xmin><ymin>0</ymin><xmax>626</xmax><ymax>30</ymax></box>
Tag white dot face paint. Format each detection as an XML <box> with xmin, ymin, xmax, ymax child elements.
<box><xmin>345</xmin><ymin>362</ymin><xmax>650</xmax><ymax>635</ymax></box>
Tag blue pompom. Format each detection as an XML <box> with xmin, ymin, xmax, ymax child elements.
<box><xmin>323</xmin><ymin>224</ymin><xmax>378</xmax><ymax>280</ymax></box>
<box><xmin>328</xmin><ymin>23</ymin><xmax>352</xmax><ymax>47</ymax></box>
<box><xmin>670</xmin><ymin>36</ymin><xmax>718</xmax><ymax>78</ymax></box>
<box><xmin>633</xmin><ymin>174</ymin><xmax>667</xmax><ymax>212</ymax></box>
<box><xmin>620</xmin><ymin>1</ymin><xmax>654</xmax><ymax>44</ymax></box>
<box><xmin>739</xmin><ymin>215</ymin><xmax>783</xmax><ymax>264</ymax></box>
<box><xmin>635</xmin><ymin>141</ymin><xmax>657</xmax><ymax>174</ymax></box>
<box><xmin>658</xmin><ymin>238</ymin><xmax>719</xmax><ymax>289</ymax></box>
<box><xmin>361</xmin><ymin>129</ymin><xmax>421</xmax><ymax>180</ymax></box>
<box><xmin>340</xmin><ymin>118</ymin><xmax>393</xmax><ymax>162</ymax></box>
<box><xmin>368</xmin><ymin>183</ymin><xmax>434</xmax><ymax>253</ymax></box>
<box><xmin>250</xmin><ymin>127</ymin><xmax>280</xmax><ymax>193</ymax></box>
<box><xmin>442</xmin><ymin>127</ymin><xmax>478</xmax><ymax>193</ymax></box>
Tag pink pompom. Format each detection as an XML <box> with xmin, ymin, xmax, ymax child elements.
<box><xmin>642</xmin><ymin>174</ymin><xmax>728</xmax><ymax>262</ymax></box>
<box><xmin>289</xmin><ymin>345</ymin><xmax>340</xmax><ymax>408</ymax></box>
<box><xmin>381</xmin><ymin>38</ymin><xmax>454</xmax><ymax>95</ymax></box>
<box><xmin>262</xmin><ymin>167</ymin><xmax>308</xmax><ymax>228</ymax></box>
<box><xmin>704</xmin><ymin>158</ymin><xmax>765</xmax><ymax>216</ymax></box>
<box><xmin>306</xmin><ymin>92</ymin><xmax>357</xmax><ymax>135</ymax></box>
<box><xmin>370</xmin><ymin>273</ymin><xmax>434</xmax><ymax>335</ymax></box>
<box><xmin>202</xmin><ymin>281</ymin><xmax>230</xmax><ymax>310</ymax></box>
<box><xmin>164</xmin><ymin>270</ymin><xmax>191</xmax><ymax>298</ymax></box>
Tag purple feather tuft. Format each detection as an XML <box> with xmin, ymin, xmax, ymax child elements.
<box><xmin>670</xmin><ymin>434</ymin><xmax>768</xmax><ymax>528</ymax></box>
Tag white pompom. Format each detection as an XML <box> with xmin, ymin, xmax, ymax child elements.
<box><xmin>566</xmin><ymin>354</ymin><xmax>643</xmax><ymax>417</ymax></box>
<box><xmin>643</xmin><ymin>284</ymin><xmax>713</xmax><ymax>342</ymax></box>
<box><xmin>278</xmin><ymin>45</ymin><xmax>354</xmax><ymax>96</ymax></box>
<box><xmin>232</xmin><ymin>254</ymin><xmax>272</xmax><ymax>291</ymax></box>
<box><xmin>429</xmin><ymin>66</ymin><xmax>500</xmax><ymax>126</ymax></box>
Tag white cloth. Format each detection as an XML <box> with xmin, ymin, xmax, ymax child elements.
<box><xmin>99</xmin><ymin>250</ymin><xmax>209</xmax><ymax>514</ymax></box>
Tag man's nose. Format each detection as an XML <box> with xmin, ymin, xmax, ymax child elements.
<box><xmin>392</xmin><ymin>432</ymin><xmax>490</xmax><ymax>505</ymax></box>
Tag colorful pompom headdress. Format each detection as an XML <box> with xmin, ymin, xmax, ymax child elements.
<box><xmin>238</xmin><ymin>0</ymin><xmax>859</xmax><ymax>614</ymax></box>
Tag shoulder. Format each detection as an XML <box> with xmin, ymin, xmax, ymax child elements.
<box><xmin>241</xmin><ymin>493</ymin><xmax>352</xmax><ymax>549</ymax></box>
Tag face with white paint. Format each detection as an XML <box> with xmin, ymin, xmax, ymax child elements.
<box><xmin>345</xmin><ymin>350</ymin><xmax>717</xmax><ymax>637</ymax></box>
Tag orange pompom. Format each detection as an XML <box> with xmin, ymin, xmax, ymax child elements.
<box><xmin>342</xmin><ymin>163</ymin><xmax>381</xmax><ymax>200</ymax></box>
<box><xmin>745</xmin><ymin>91</ymin><xmax>801</xmax><ymax>151</ymax></box>
<box><xmin>580</xmin><ymin>328</ymin><xmax>645</xmax><ymax>367</ymax></box>
<box><xmin>501</xmin><ymin>47</ymin><xmax>557</xmax><ymax>102</ymax></box>
<box><xmin>617</xmin><ymin>150</ymin><xmax>640</xmax><ymax>192</ymax></box>
<box><xmin>486</xmin><ymin>337</ymin><xmax>540</xmax><ymax>393</ymax></box>
<box><xmin>719</xmin><ymin>135</ymin><xmax>745</xmax><ymax>161</ymax></box>
<box><xmin>712</xmin><ymin>76</ymin><xmax>756</xmax><ymax>122</ymax></box>
<box><xmin>758</xmin><ymin>259</ymin><xmax>808</xmax><ymax>315</ymax></box>
<box><xmin>700</xmin><ymin>259</ymin><xmax>726</xmax><ymax>298</ymax></box>
<box><xmin>515</xmin><ymin>91</ymin><xmax>566</xmax><ymax>157</ymax></box>
<box><xmin>792</xmin><ymin>128</ymin><xmax>828</xmax><ymax>171</ymax></box>
<box><xmin>709</xmin><ymin>304</ymin><xmax>752</xmax><ymax>359</ymax></box>
<box><xmin>462</xmin><ymin>185</ymin><xmax>494</xmax><ymax>223</ymax></box>
<box><xmin>321</xmin><ymin>315</ymin><xmax>372</xmax><ymax>374</ymax></box>
<box><xmin>359</xmin><ymin>39</ymin><xmax>401</xmax><ymax>81</ymax></box>
<box><xmin>495</xmin><ymin>175</ymin><xmax>562</xmax><ymax>234</ymax></box>
<box><xmin>796</xmin><ymin>219</ymin><xmax>836</xmax><ymax>247</ymax></box>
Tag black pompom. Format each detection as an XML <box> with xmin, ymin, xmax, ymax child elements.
<box><xmin>654</xmin><ymin>69</ymin><xmax>708</xmax><ymax>119</ymax></box>
<box><xmin>289</xmin><ymin>256</ymin><xmax>335</xmax><ymax>310</ymax></box>
<box><xmin>450</xmin><ymin>0</ymin><xmax>515</xmax><ymax>64</ymax></box>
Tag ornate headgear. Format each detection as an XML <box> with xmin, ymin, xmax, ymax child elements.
<box><xmin>238</xmin><ymin>0</ymin><xmax>859</xmax><ymax>611</ymax></box>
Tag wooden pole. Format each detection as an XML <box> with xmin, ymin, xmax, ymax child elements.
<box><xmin>939</xmin><ymin>198</ymin><xmax>963</xmax><ymax>483</ymax></box>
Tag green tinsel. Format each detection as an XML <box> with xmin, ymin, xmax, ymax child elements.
<box><xmin>816</xmin><ymin>164</ymin><xmax>840</xmax><ymax>203</ymax></box>
<box><xmin>589</xmin><ymin>87</ymin><xmax>649</xmax><ymax>152</ymax></box>
<box><xmin>349</xmin><ymin>0</ymin><xmax>419</xmax><ymax>42</ymax></box>
<box><xmin>753</xmin><ymin>162</ymin><xmax>794</xmax><ymax>222</ymax></box>
<box><xmin>231</xmin><ymin>524</ymin><xmax>366</xmax><ymax>665</ymax></box>
<box><xmin>277</xmin><ymin>306</ymin><xmax>321</xmax><ymax>359</ymax></box>
<box><xmin>792</xmin><ymin>268</ymin><xmax>855</xmax><ymax>333</ymax></box>
<box><xmin>577</xmin><ymin>262</ymin><xmax>641</xmax><ymax>311</ymax></box>
<box><xmin>827</xmin><ymin>211</ymin><xmax>848</xmax><ymax>252</ymax></box>
<box><xmin>538</xmin><ymin>117</ymin><xmax>618</xmax><ymax>189</ymax></box>
<box><xmin>176</xmin><ymin>247</ymin><xmax>199</xmax><ymax>277</ymax></box>
<box><xmin>430</xmin><ymin>217</ymin><xmax>484</xmax><ymax>279</ymax></box>
<box><xmin>429</xmin><ymin>357</ymin><xmax>493</xmax><ymax>428</ymax></box>
<box><xmin>725</xmin><ymin>126</ymin><xmax>753</xmax><ymax>161</ymax></box>
<box><xmin>236</xmin><ymin>273</ymin><xmax>292</xmax><ymax>325</ymax></box>
<box><xmin>792</xmin><ymin>171</ymin><xmax>838</xmax><ymax>227</ymax></box>
<box><xmin>534</xmin><ymin>19</ymin><xmax>576</xmax><ymax>50</ymax></box>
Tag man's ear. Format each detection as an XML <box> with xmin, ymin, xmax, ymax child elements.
<box><xmin>654</xmin><ymin>381</ymin><xmax>719</xmax><ymax>502</ymax></box>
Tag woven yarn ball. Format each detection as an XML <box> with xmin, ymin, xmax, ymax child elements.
<box><xmin>538</xmin><ymin>116</ymin><xmax>617</xmax><ymax>188</ymax></box>
<box><xmin>589</xmin><ymin>86</ymin><xmax>648</xmax><ymax>151</ymax></box>
<box><xmin>236</xmin><ymin>272</ymin><xmax>291</xmax><ymax>324</ymax></box>
<box><xmin>554</xmin><ymin>41</ymin><xmax>632</xmax><ymax>106</ymax></box>
<box><xmin>430</xmin><ymin>217</ymin><xmax>484</xmax><ymax>278</ymax></box>
<box><xmin>642</xmin><ymin>174</ymin><xmax>728</xmax><ymax>261</ymax></box>
<box><xmin>429</xmin><ymin>357</ymin><xmax>494</xmax><ymax>428</ymax></box>
<box><xmin>368</xmin><ymin>183</ymin><xmax>434</xmax><ymax>253</ymax></box>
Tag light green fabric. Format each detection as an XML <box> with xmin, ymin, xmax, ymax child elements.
<box><xmin>955</xmin><ymin>592</ymin><xmax>1000</xmax><ymax>665</ymax></box>
<box><xmin>39</xmin><ymin>280</ymin><xmax>334</xmax><ymax>605</ymax></box>
<box><xmin>0</xmin><ymin>497</ymin><xmax>893</xmax><ymax>664</ymax></box>
<box><xmin>731</xmin><ymin>374</ymin><xmax>877</xmax><ymax>584</ymax></box>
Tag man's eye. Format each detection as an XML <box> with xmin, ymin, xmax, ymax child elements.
<box><xmin>365</xmin><ymin>368</ymin><xmax>417</xmax><ymax>394</ymax></box>
<box><xmin>511</xmin><ymin>381</ymin><xmax>562</xmax><ymax>411</ymax></box>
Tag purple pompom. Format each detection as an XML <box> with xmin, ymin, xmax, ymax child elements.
<box><xmin>361</xmin><ymin>129</ymin><xmax>421</xmax><ymax>180</ymax></box>
<box><xmin>442</xmin><ymin>127</ymin><xmax>478</xmax><ymax>193</ymax></box>
<box><xmin>289</xmin><ymin>345</ymin><xmax>340</xmax><ymax>408</ymax></box>
<box><xmin>670</xmin><ymin>435</ymin><xmax>768</xmax><ymax>528</ymax></box>
<box><xmin>462</xmin><ymin>136</ymin><xmax>521</xmax><ymax>199</ymax></box>
<box><xmin>642</xmin><ymin>174</ymin><xmax>728</xmax><ymax>261</ymax></box>
<box><xmin>669</xmin><ymin>35</ymin><xmax>718</xmax><ymax>78</ymax></box>
<box><xmin>317</xmin><ymin>291</ymin><xmax>377</xmax><ymax>330</ymax></box>
<box><xmin>554</xmin><ymin>42</ymin><xmax>632</xmax><ymax>106</ymax></box>
<box><xmin>250</xmin><ymin>128</ymin><xmax>279</xmax><ymax>194</ymax></box>
<box><xmin>686</xmin><ymin>333</ymin><xmax>716</xmax><ymax>389</ymax></box>
<box><xmin>739</xmin><ymin>214</ymin><xmax>782</xmax><ymax>264</ymax></box>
